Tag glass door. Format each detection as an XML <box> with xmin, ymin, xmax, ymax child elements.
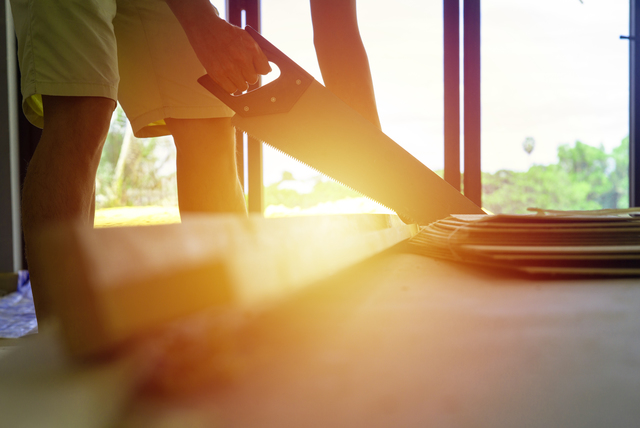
<box><xmin>480</xmin><ymin>0</ymin><xmax>630</xmax><ymax>213</ymax></box>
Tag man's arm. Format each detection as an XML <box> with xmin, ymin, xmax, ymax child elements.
<box><xmin>310</xmin><ymin>0</ymin><xmax>381</xmax><ymax>129</ymax></box>
<box><xmin>165</xmin><ymin>0</ymin><xmax>271</xmax><ymax>94</ymax></box>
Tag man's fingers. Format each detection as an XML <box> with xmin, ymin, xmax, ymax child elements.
<box><xmin>254</xmin><ymin>51</ymin><xmax>272</xmax><ymax>76</ymax></box>
<box><xmin>242</xmin><ymin>30</ymin><xmax>272</xmax><ymax>76</ymax></box>
<box><xmin>250</xmin><ymin>40</ymin><xmax>271</xmax><ymax>75</ymax></box>
<box><xmin>202</xmin><ymin>26</ymin><xmax>273</xmax><ymax>94</ymax></box>
<box><xmin>244</xmin><ymin>49</ymin><xmax>271</xmax><ymax>84</ymax></box>
<box><xmin>214</xmin><ymin>75</ymin><xmax>240</xmax><ymax>94</ymax></box>
<box><xmin>241</xmin><ymin>67</ymin><xmax>259</xmax><ymax>86</ymax></box>
<box><xmin>229</xmin><ymin>72</ymin><xmax>249</xmax><ymax>93</ymax></box>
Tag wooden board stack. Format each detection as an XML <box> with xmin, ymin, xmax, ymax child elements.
<box><xmin>407</xmin><ymin>208</ymin><xmax>640</xmax><ymax>276</ymax></box>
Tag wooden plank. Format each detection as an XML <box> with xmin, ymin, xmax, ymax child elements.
<box><xmin>31</xmin><ymin>214</ymin><xmax>417</xmax><ymax>358</ymax></box>
<box><xmin>0</xmin><ymin>332</ymin><xmax>143</xmax><ymax>428</ymax></box>
<box><xmin>126</xmin><ymin>254</ymin><xmax>640</xmax><ymax>427</ymax></box>
<box><xmin>4</xmin><ymin>253</ymin><xmax>640</xmax><ymax>427</ymax></box>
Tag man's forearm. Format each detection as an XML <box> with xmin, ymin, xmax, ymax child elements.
<box><xmin>310</xmin><ymin>0</ymin><xmax>381</xmax><ymax>128</ymax></box>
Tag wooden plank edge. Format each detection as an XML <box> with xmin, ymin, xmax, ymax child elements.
<box><xmin>34</xmin><ymin>214</ymin><xmax>416</xmax><ymax>358</ymax></box>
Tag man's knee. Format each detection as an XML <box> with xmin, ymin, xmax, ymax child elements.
<box><xmin>166</xmin><ymin>117</ymin><xmax>235</xmax><ymax>153</ymax></box>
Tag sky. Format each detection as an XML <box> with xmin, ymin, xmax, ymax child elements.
<box><xmin>215</xmin><ymin>0</ymin><xmax>630</xmax><ymax>186</ymax></box>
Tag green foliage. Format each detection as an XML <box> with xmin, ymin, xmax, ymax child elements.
<box><xmin>482</xmin><ymin>165</ymin><xmax>597</xmax><ymax>214</ymax></box>
<box><xmin>95</xmin><ymin>105</ymin><xmax>177</xmax><ymax>208</ymax></box>
<box><xmin>483</xmin><ymin>137</ymin><xmax>629</xmax><ymax>214</ymax></box>
<box><xmin>97</xmin><ymin>105</ymin><xmax>630</xmax><ymax>216</ymax></box>
<box><xmin>101</xmin><ymin>107</ymin><xmax>127</xmax><ymax>166</ymax></box>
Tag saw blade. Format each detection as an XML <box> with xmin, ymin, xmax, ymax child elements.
<box><xmin>231</xmin><ymin>80</ymin><xmax>485</xmax><ymax>225</ymax></box>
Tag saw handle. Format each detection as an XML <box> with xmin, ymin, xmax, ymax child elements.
<box><xmin>198</xmin><ymin>26</ymin><xmax>313</xmax><ymax>117</ymax></box>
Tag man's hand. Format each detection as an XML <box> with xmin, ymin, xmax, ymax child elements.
<box><xmin>166</xmin><ymin>0</ymin><xmax>271</xmax><ymax>94</ymax></box>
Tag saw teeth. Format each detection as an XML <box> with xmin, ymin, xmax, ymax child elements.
<box><xmin>237</xmin><ymin>127</ymin><xmax>418</xmax><ymax>224</ymax></box>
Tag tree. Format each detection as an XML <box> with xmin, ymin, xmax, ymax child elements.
<box><xmin>96</xmin><ymin>105</ymin><xmax>177</xmax><ymax>208</ymax></box>
<box><xmin>482</xmin><ymin>164</ymin><xmax>598</xmax><ymax>214</ymax></box>
<box><xmin>483</xmin><ymin>137</ymin><xmax>629</xmax><ymax>214</ymax></box>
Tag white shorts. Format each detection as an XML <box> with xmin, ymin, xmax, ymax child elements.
<box><xmin>10</xmin><ymin>0</ymin><xmax>233</xmax><ymax>138</ymax></box>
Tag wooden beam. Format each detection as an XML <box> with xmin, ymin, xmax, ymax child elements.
<box><xmin>32</xmin><ymin>214</ymin><xmax>417</xmax><ymax>358</ymax></box>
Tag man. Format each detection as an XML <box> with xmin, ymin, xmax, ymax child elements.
<box><xmin>11</xmin><ymin>0</ymin><xmax>379</xmax><ymax>321</ymax></box>
<box><xmin>11</xmin><ymin>0</ymin><xmax>269</xmax><ymax>320</ymax></box>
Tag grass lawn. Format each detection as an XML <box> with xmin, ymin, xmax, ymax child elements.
<box><xmin>94</xmin><ymin>206</ymin><xmax>180</xmax><ymax>228</ymax></box>
<box><xmin>95</xmin><ymin>197</ymin><xmax>392</xmax><ymax>228</ymax></box>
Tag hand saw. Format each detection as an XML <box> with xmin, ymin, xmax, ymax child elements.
<box><xmin>198</xmin><ymin>27</ymin><xmax>485</xmax><ymax>225</ymax></box>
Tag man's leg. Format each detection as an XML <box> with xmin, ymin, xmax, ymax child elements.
<box><xmin>22</xmin><ymin>95</ymin><xmax>115</xmax><ymax>320</ymax></box>
<box><xmin>165</xmin><ymin>117</ymin><xmax>247</xmax><ymax>215</ymax></box>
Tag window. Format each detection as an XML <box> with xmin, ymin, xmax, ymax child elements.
<box><xmin>481</xmin><ymin>0</ymin><xmax>630</xmax><ymax>213</ymax></box>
